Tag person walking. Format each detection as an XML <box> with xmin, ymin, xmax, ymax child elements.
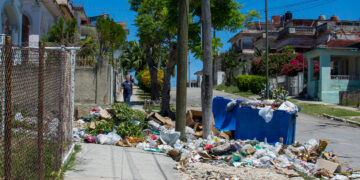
<box><xmin>130</xmin><ymin>74</ymin><xmax>136</xmax><ymax>85</ymax></box>
<box><xmin>120</xmin><ymin>75</ymin><xmax>133</xmax><ymax>106</ymax></box>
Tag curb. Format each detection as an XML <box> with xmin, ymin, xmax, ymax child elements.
<box><xmin>322</xmin><ymin>113</ymin><xmax>360</xmax><ymax>126</ymax></box>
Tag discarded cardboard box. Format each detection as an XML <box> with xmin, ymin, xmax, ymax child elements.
<box><xmin>316</xmin><ymin>158</ymin><xmax>341</xmax><ymax>173</ymax></box>
<box><xmin>100</xmin><ymin>109</ymin><xmax>112</xmax><ymax>120</ymax></box>
<box><xmin>219</xmin><ymin>131</ymin><xmax>233</xmax><ymax>140</ymax></box>
<box><xmin>186</xmin><ymin>110</ymin><xmax>217</xmax><ymax>137</ymax></box>
<box><xmin>147</xmin><ymin>112</ymin><xmax>173</xmax><ymax>126</ymax></box>
<box><xmin>89</xmin><ymin>121</ymin><xmax>96</xmax><ymax>130</ymax></box>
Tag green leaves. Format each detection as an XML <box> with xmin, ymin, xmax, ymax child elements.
<box><xmin>44</xmin><ymin>18</ymin><xmax>78</xmax><ymax>44</ymax></box>
<box><xmin>96</xmin><ymin>16</ymin><xmax>126</xmax><ymax>55</ymax></box>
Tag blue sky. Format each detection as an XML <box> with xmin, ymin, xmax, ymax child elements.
<box><xmin>78</xmin><ymin>0</ymin><xmax>360</xmax><ymax>84</ymax></box>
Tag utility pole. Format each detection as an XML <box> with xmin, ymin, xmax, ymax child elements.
<box><xmin>265</xmin><ymin>0</ymin><xmax>269</xmax><ymax>99</ymax></box>
<box><xmin>188</xmin><ymin>51</ymin><xmax>191</xmax><ymax>88</ymax></box>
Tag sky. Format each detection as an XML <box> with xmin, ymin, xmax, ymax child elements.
<box><xmin>77</xmin><ymin>0</ymin><xmax>360</xmax><ymax>86</ymax></box>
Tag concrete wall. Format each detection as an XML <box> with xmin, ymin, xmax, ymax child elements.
<box><xmin>75</xmin><ymin>56</ymin><xmax>115</xmax><ymax>105</ymax></box>
<box><xmin>339</xmin><ymin>90</ymin><xmax>360</xmax><ymax>106</ymax></box>
<box><xmin>75</xmin><ymin>66</ymin><xmax>96</xmax><ymax>104</ymax></box>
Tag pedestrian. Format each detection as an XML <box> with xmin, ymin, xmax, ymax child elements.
<box><xmin>120</xmin><ymin>75</ymin><xmax>133</xmax><ymax>106</ymax></box>
<box><xmin>130</xmin><ymin>74</ymin><xmax>135</xmax><ymax>85</ymax></box>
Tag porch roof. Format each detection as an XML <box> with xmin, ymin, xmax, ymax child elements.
<box><xmin>303</xmin><ymin>47</ymin><xmax>360</xmax><ymax>59</ymax></box>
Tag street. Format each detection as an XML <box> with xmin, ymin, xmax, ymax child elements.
<box><xmin>171</xmin><ymin>88</ymin><xmax>360</xmax><ymax>168</ymax></box>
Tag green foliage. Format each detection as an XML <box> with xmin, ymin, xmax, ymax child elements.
<box><xmin>251</xmin><ymin>46</ymin><xmax>296</xmax><ymax>77</ymax></box>
<box><xmin>112</xmin><ymin>103</ymin><xmax>146</xmax><ymax>122</ymax></box>
<box><xmin>0</xmin><ymin>132</ymin><xmax>58</xmax><ymax>179</ymax></box>
<box><xmin>259</xmin><ymin>86</ymin><xmax>289</xmax><ymax>100</ymax></box>
<box><xmin>44</xmin><ymin>18</ymin><xmax>78</xmax><ymax>44</ymax></box>
<box><xmin>77</xmin><ymin>36</ymin><xmax>99</xmax><ymax>66</ymax></box>
<box><xmin>117</xmin><ymin>120</ymin><xmax>145</xmax><ymax>139</ymax></box>
<box><xmin>112</xmin><ymin>103</ymin><xmax>147</xmax><ymax>138</ymax></box>
<box><xmin>136</xmin><ymin>69</ymin><xmax>148</xmax><ymax>92</ymax></box>
<box><xmin>235</xmin><ymin>75</ymin><xmax>266</xmax><ymax>94</ymax></box>
<box><xmin>96</xmin><ymin>16</ymin><xmax>126</xmax><ymax>56</ymax></box>
<box><xmin>235</xmin><ymin>75</ymin><xmax>252</xmax><ymax>92</ymax></box>
<box><xmin>86</xmin><ymin>121</ymin><xmax>113</xmax><ymax>136</ymax></box>
<box><xmin>60</xmin><ymin>144</ymin><xmax>82</xmax><ymax>179</ymax></box>
<box><xmin>272</xmin><ymin>86</ymin><xmax>289</xmax><ymax>100</ymax></box>
<box><xmin>188</xmin><ymin>0</ymin><xmax>259</xmax><ymax>58</ymax></box>
<box><xmin>141</xmin><ymin>70</ymin><xmax>164</xmax><ymax>91</ymax></box>
<box><xmin>121</xmin><ymin>41</ymin><xmax>147</xmax><ymax>73</ymax></box>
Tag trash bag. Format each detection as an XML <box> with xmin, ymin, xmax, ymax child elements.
<box><xmin>97</xmin><ymin>131</ymin><xmax>122</xmax><ymax>145</ymax></box>
<box><xmin>278</xmin><ymin>101</ymin><xmax>298</xmax><ymax>112</ymax></box>
<box><xmin>226</xmin><ymin>100</ymin><xmax>237</xmax><ymax>112</ymax></box>
<box><xmin>160</xmin><ymin>129</ymin><xmax>180</xmax><ymax>146</ymax></box>
<box><xmin>258</xmin><ymin>106</ymin><xmax>274</xmax><ymax>123</ymax></box>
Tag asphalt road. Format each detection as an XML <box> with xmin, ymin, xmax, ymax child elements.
<box><xmin>170</xmin><ymin>88</ymin><xmax>360</xmax><ymax>169</ymax></box>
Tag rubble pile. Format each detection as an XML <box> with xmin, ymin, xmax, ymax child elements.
<box><xmin>73</xmin><ymin>104</ymin><xmax>359</xmax><ymax>180</ymax></box>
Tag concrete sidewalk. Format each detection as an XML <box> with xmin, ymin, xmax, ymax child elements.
<box><xmin>65</xmin><ymin>143</ymin><xmax>182</xmax><ymax>180</ymax></box>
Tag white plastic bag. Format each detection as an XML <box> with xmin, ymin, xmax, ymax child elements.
<box><xmin>258</xmin><ymin>106</ymin><xmax>274</xmax><ymax>123</ymax></box>
<box><xmin>160</xmin><ymin>129</ymin><xmax>180</xmax><ymax>146</ymax></box>
<box><xmin>278</xmin><ymin>101</ymin><xmax>298</xmax><ymax>112</ymax></box>
<box><xmin>97</xmin><ymin>131</ymin><xmax>122</xmax><ymax>145</ymax></box>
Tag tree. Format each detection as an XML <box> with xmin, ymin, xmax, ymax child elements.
<box><xmin>175</xmin><ymin>0</ymin><xmax>189</xmax><ymax>140</ymax></box>
<box><xmin>252</xmin><ymin>46</ymin><xmax>296</xmax><ymax>77</ymax></box>
<box><xmin>220</xmin><ymin>50</ymin><xmax>239</xmax><ymax>85</ymax></box>
<box><xmin>96</xmin><ymin>16</ymin><xmax>126</xmax><ymax>57</ymax></box>
<box><xmin>44</xmin><ymin>18</ymin><xmax>78</xmax><ymax>44</ymax></box>
<box><xmin>201</xmin><ymin>0</ymin><xmax>213</xmax><ymax>138</ymax></box>
<box><xmin>130</xmin><ymin>0</ymin><xmax>170</xmax><ymax>101</ymax></box>
<box><xmin>121</xmin><ymin>41</ymin><xmax>146</xmax><ymax>74</ymax></box>
<box><xmin>78</xmin><ymin>35</ymin><xmax>99</xmax><ymax>66</ymax></box>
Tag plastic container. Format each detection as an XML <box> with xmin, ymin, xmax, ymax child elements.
<box><xmin>212</xmin><ymin>96</ymin><xmax>297</xmax><ymax>145</ymax></box>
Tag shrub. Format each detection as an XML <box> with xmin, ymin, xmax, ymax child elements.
<box><xmin>248</xmin><ymin>76</ymin><xmax>266</xmax><ymax>94</ymax></box>
<box><xmin>135</xmin><ymin>70</ymin><xmax>148</xmax><ymax>92</ymax></box>
<box><xmin>141</xmin><ymin>70</ymin><xmax>164</xmax><ymax>91</ymax></box>
<box><xmin>235</xmin><ymin>75</ymin><xmax>251</xmax><ymax>91</ymax></box>
<box><xmin>235</xmin><ymin>75</ymin><xmax>266</xmax><ymax>94</ymax></box>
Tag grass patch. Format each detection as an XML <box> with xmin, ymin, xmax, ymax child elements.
<box><xmin>60</xmin><ymin>144</ymin><xmax>82</xmax><ymax>179</ymax></box>
<box><xmin>298</xmin><ymin>103</ymin><xmax>360</xmax><ymax>117</ymax></box>
<box><xmin>214</xmin><ymin>85</ymin><xmax>257</xmax><ymax>98</ymax></box>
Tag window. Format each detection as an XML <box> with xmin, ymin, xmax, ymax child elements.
<box><xmin>331</xmin><ymin>56</ymin><xmax>360</xmax><ymax>80</ymax></box>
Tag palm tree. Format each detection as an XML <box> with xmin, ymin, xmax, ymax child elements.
<box><xmin>121</xmin><ymin>41</ymin><xmax>146</xmax><ymax>75</ymax></box>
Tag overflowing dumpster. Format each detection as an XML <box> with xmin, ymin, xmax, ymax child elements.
<box><xmin>213</xmin><ymin>96</ymin><xmax>298</xmax><ymax>145</ymax></box>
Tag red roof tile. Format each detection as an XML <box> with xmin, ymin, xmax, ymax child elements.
<box><xmin>326</xmin><ymin>40</ymin><xmax>360</xmax><ymax>48</ymax></box>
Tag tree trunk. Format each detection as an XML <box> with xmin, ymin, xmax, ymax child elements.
<box><xmin>201</xmin><ymin>0</ymin><xmax>213</xmax><ymax>138</ymax></box>
<box><xmin>160</xmin><ymin>43</ymin><xmax>177</xmax><ymax>119</ymax></box>
<box><xmin>146</xmin><ymin>46</ymin><xmax>159</xmax><ymax>101</ymax></box>
<box><xmin>176</xmin><ymin>0</ymin><xmax>189</xmax><ymax>140</ymax></box>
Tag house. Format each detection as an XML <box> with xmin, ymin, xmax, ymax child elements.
<box><xmin>305</xmin><ymin>42</ymin><xmax>360</xmax><ymax>104</ymax></box>
<box><xmin>0</xmin><ymin>0</ymin><xmax>70</xmax><ymax>47</ymax></box>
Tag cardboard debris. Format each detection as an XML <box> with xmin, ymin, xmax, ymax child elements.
<box><xmin>100</xmin><ymin>109</ymin><xmax>112</xmax><ymax>120</ymax></box>
<box><xmin>89</xmin><ymin>121</ymin><xmax>96</xmax><ymax>130</ymax></box>
<box><xmin>316</xmin><ymin>158</ymin><xmax>341</xmax><ymax>173</ymax></box>
<box><xmin>315</xmin><ymin>168</ymin><xmax>334</xmax><ymax>178</ymax></box>
<box><xmin>219</xmin><ymin>131</ymin><xmax>232</xmax><ymax>140</ymax></box>
<box><xmin>186</xmin><ymin>110</ymin><xmax>217</xmax><ymax>137</ymax></box>
<box><xmin>147</xmin><ymin>112</ymin><xmax>173</xmax><ymax>126</ymax></box>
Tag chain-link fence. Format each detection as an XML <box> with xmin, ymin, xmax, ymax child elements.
<box><xmin>0</xmin><ymin>36</ymin><xmax>76</xmax><ymax>179</ymax></box>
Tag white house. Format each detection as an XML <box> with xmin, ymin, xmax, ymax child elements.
<box><xmin>1</xmin><ymin>0</ymin><xmax>62</xmax><ymax>47</ymax></box>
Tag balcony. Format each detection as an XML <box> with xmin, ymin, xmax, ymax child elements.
<box><xmin>317</xmin><ymin>22</ymin><xmax>360</xmax><ymax>34</ymax></box>
<box><xmin>278</xmin><ymin>27</ymin><xmax>315</xmax><ymax>40</ymax></box>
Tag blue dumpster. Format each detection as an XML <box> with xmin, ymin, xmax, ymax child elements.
<box><xmin>212</xmin><ymin>97</ymin><xmax>241</xmax><ymax>132</ymax></box>
<box><xmin>212</xmin><ymin>97</ymin><xmax>297</xmax><ymax>145</ymax></box>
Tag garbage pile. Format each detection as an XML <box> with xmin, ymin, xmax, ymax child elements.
<box><xmin>72</xmin><ymin>104</ymin><xmax>359</xmax><ymax>180</ymax></box>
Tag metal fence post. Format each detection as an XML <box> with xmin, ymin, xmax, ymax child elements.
<box><xmin>37</xmin><ymin>42</ymin><xmax>45</xmax><ymax>180</ymax></box>
<box><xmin>4</xmin><ymin>36</ymin><xmax>13</xmax><ymax>180</ymax></box>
